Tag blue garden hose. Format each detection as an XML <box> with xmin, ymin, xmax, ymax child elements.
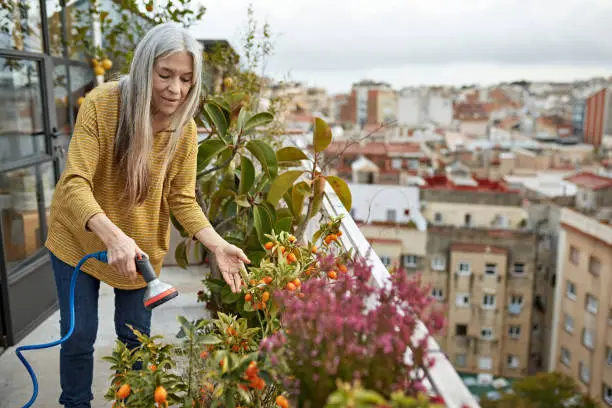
<box><xmin>15</xmin><ymin>251</ymin><xmax>108</xmax><ymax>408</ymax></box>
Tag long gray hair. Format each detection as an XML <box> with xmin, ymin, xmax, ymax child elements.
<box><xmin>114</xmin><ymin>22</ymin><xmax>203</xmax><ymax>208</ymax></box>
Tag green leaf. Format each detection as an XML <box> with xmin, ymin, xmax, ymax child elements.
<box><xmin>221</xmin><ymin>286</ymin><xmax>242</xmax><ymax>304</ymax></box>
<box><xmin>276</xmin><ymin>146</ymin><xmax>308</xmax><ymax>162</ymax></box>
<box><xmin>291</xmin><ymin>181</ymin><xmax>312</xmax><ymax>216</ymax></box>
<box><xmin>246</xmin><ymin>140</ymin><xmax>277</xmax><ymax>178</ymax></box>
<box><xmin>235</xmin><ymin>194</ymin><xmax>251</xmax><ymax>208</ymax></box>
<box><xmin>267</xmin><ymin>170</ymin><xmax>304</xmax><ymax>206</ymax></box>
<box><xmin>253</xmin><ymin>206</ymin><xmax>273</xmax><ymax>245</ymax></box>
<box><xmin>313</xmin><ymin>117</ymin><xmax>332</xmax><ymax>152</ymax></box>
<box><xmin>208</xmin><ymin>189</ymin><xmax>235</xmax><ymax>221</ymax></box>
<box><xmin>200</xmin><ymin>334</ymin><xmax>221</xmax><ymax>344</ymax></box>
<box><xmin>275</xmin><ymin>216</ymin><xmax>293</xmax><ymax>233</ymax></box>
<box><xmin>204</xmin><ymin>103</ymin><xmax>228</xmax><ymax>139</ymax></box>
<box><xmin>236</xmin><ymin>106</ymin><xmax>248</xmax><ymax>135</ymax></box>
<box><xmin>239</xmin><ymin>156</ymin><xmax>255</xmax><ymax>195</ymax></box>
<box><xmin>326</xmin><ymin>176</ymin><xmax>352</xmax><ymax>211</ymax></box>
<box><xmin>175</xmin><ymin>240</ymin><xmax>188</xmax><ymax>269</ymax></box>
<box><xmin>244</xmin><ymin>112</ymin><xmax>274</xmax><ymax>132</ymax></box>
<box><xmin>197</xmin><ymin>139</ymin><xmax>226</xmax><ymax>173</ymax></box>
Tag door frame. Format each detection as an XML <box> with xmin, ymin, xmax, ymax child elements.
<box><xmin>0</xmin><ymin>0</ymin><xmax>63</xmax><ymax>347</ymax></box>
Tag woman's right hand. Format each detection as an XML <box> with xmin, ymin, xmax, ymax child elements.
<box><xmin>106</xmin><ymin>233</ymin><xmax>145</xmax><ymax>284</ymax></box>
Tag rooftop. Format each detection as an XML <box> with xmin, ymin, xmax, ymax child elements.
<box><xmin>563</xmin><ymin>171</ymin><xmax>612</xmax><ymax>190</ymax></box>
<box><xmin>422</xmin><ymin>175</ymin><xmax>515</xmax><ymax>193</ymax></box>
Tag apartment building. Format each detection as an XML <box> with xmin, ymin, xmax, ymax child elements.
<box><xmin>549</xmin><ymin>207</ymin><xmax>612</xmax><ymax>406</ymax></box>
<box><xmin>425</xmin><ymin>227</ymin><xmax>537</xmax><ymax>378</ymax></box>
<box><xmin>416</xmin><ymin>172</ymin><xmax>545</xmax><ymax>378</ymax></box>
<box><xmin>584</xmin><ymin>87</ymin><xmax>612</xmax><ymax>147</ymax></box>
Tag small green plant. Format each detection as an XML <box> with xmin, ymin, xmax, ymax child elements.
<box><xmin>325</xmin><ymin>381</ymin><xmax>445</xmax><ymax>408</ymax></box>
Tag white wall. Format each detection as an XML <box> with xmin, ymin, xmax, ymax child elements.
<box><xmin>428</xmin><ymin>95</ymin><xmax>453</xmax><ymax>126</ymax></box>
<box><xmin>398</xmin><ymin>93</ymin><xmax>424</xmax><ymax>127</ymax></box>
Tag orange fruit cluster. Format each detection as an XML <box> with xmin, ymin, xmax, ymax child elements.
<box><xmin>323</xmin><ymin>230</ymin><xmax>342</xmax><ymax>245</ymax></box>
<box><xmin>276</xmin><ymin>395</ymin><xmax>290</xmax><ymax>408</ymax></box>
<box><xmin>243</xmin><ymin>361</ymin><xmax>265</xmax><ymax>390</ymax></box>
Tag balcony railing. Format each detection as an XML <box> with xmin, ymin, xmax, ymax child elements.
<box><xmin>304</xmin><ymin>182</ymin><xmax>481</xmax><ymax>408</ymax></box>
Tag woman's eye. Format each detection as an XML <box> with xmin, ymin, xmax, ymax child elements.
<box><xmin>181</xmin><ymin>78</ymin><xmax>191</xmax><ymax>83</ymax></box>
<box><xmin>159</xmin><ymin>74</ymin><xmax>170</xmax><ymax>79</ymax></box>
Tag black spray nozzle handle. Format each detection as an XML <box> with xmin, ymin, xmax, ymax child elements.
<box><xmin>135</xmin><ymin>254</ymin><xmax>157</xmax><ymax>283</ymax></box>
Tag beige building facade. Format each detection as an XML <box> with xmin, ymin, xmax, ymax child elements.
<box><xmin>549</xmin><ymin>208</ymin><xmax>612</xmax><ymax>405</ymax></box>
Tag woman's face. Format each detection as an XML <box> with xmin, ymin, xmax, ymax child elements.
<box><xmin>151</xmin><ymin>51</ymin><xmax>194</xmax><ymax>118</ymax></box>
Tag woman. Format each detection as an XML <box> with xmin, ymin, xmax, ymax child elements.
<box><xmin>45</xmin><ymin>22</ymin><xmax>249</xmax><ymax>407</ymax></box>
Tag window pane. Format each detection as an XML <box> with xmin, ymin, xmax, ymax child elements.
<box><xmin>0</xmin><ymin>0</ymin><xmax>43</xmax><ymax>52</ymax></box>
<box><xmin>0</xmin><ymin>57</ymin><xmax>46</xmax><ymax>170</ymax></box>
<box><xmin>45</xmin><ymin>0</ymin><xmax>64</xmax><ymax>56</ymax></box>
<box><xmin>1</xmin><ymin>162</ymin><xmax>54</xmax><ymax>271</ymax></box>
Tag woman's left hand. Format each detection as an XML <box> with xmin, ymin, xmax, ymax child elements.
<box><xmin>214</xmin><ymin>243</ymin><xmax>251</xmax><ymax>293</ymax></box>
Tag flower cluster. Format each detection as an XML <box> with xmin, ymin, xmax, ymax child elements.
<box><xmin>261</xmin><ymin>251</ymin><xmax>447</xmax><ymax>406</ymax></box>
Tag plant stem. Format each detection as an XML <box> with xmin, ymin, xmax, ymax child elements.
<box><xmin>197</xmin><ymin>148</ymin><xmax>237</xmax><ymax>179</ymax></box>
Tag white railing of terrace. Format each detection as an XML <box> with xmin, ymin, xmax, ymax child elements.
<box><xmin>304</xmin><ymin>182</ymin><xmax>481</xmax><ymax>408</ymax></box>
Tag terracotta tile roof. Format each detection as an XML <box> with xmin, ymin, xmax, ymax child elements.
<box><xmin>564</xmin><ymin>172</ymin><xmax>612</xmax><ymax>190</ymax></box>
<box><xmin>422</xmin><ymin>175</ymin><xmax>515</xmax><ymax>192</ymax></box>
<box><xmin>451</xmin><ymin>243</ymin><xmax>507</xmax><ymax>254</ymax></box>
<box><xmin>454</xmin><ymin>102</ymin><xmax>489</xmax><ymax>120</ymax></box>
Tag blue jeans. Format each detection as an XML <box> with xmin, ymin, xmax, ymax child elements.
<box><xmin>50</xmin><ymin>251</ymin><xmax>152</xmax><ymax>408</ymax></box>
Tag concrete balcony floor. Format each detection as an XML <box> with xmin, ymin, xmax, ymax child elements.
<box><xmin>0</xmin><ymin>264</ymin><xmax>210</xmax><ymax>408</ymax></box>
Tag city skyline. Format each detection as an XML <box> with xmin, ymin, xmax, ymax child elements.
<box><xmin>191</xmin><ymin>0</ymin><xmax>612</xmax><ymax>93</ymax></box>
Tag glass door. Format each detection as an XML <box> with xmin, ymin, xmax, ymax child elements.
<box><xmin>0</xmin><ymin>0</ymin><xmax>68</xmax><ymax>347</ymax></box>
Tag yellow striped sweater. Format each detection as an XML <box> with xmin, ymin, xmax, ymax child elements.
<box><xmin>45</xmin><ymin>81</ymin><xmax>210</xmax><ymax>289</ymax></box>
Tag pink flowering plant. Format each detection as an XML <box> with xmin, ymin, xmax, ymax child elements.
<box><xmin>260</xmin><ymin>250</ymin><xmax>447</xmax><ymax>407</ymax></box>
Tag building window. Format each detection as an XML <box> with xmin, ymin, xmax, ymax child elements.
<box><xmin>455</xmin><ymin>324</ymin><xmax>468</xmax><ymax>336</ymax></box>
<box><xmin>508</xmin><ymin>325</ymin><xmax>521</xmax><ymax>338</ymax></box>
<box><xmin>485</xmin><ymin>263</ymin><xmax>497</xmax><ymax>275</ymax></box>
<box><xmin>380</xmin><ymin>256</ymin><xmax>391</xmax><ymax>266</ymax></box>
<box><xmin>481</xmin><ymin>328</ymin><xmax>493</xmax><ymax>340</ymax></box>
<box><xmin>507</xmin><ymin>355</ymin><xmax>519</xmax><ymax>368</ymax></box>
<box><xmin>566</xmin><ymin>281</ymin><xmax>577</xmax><ymax>300</ymax></box>
<box><xmin>508</xmin><ymin>295</ymin><xmax>523</xmax><ymax>315</ymax></box>
<box><xmin>560</xmin><ymin>347</ymin><xmax>571</xmax><ymax>366</ymax></box>
<box><xmin>464</xmin><ymin>213</ymin><xmax>472</xmax><ymax>227</ymax></box>
<box><xmin>483</xmin><ymin>294</ymin><xmax>496</xmax><ymax>309</ymax></box>
<box><xmin>513</xmin><ymin>263</ymin><xmax>525</xmax><ymax>276</ymax></box>
<box><xmin>604</xmin><ymin>384</ymin><xmax>612</xmax><ymax>405</ymax></box>
<box><xmin>478</xmin><ymin>357</ymin><xmax>493</xmax><ymax>370</ymax></box>
<box><xmin>458</xmin><ymin>261</ymin><xmax>471</xmax><ymax>275</ymax></box>
<box><xmin>532</xmin><ymin>323</ymin><xmax>540</xmax><ymax>334</ymax></box>
<box><xmin>455</xmin><ymin>354</ymin><xmax>467</xmax><ymax>367</ymax></box>
<box><xmin>431</xmin><ymin>256</ymin><xmax>446</xmax><ymax>271</ymax></box>
<box><xmin>492</xmin><ymin>214</ymin><xmax>508</xmax><ymax>228</ymax></box>
<box><xmin>589</xmin><ymin>256</ymin><xmax>601</xmax><ymax>276</ymax></box>
<box><xmin>392</xmin><ymin>158</ymin><xmax>402</xmax><ymax>169</ymax></box>
<box><xmin>456</xmin><ymin>293</ymin><xmax>470</xmax><ymax>307</ymax></box>
<box><xmin>386</xmin><ymin>209</ymin><xmax>397</xmax><ymax>222</ymax></box>
<box><xmin>434</xmin><ymin>212</ymin><xmax>443</xmax><ymax>224</ymax></box>
<box><xmin>510</xmin><ymin>295</ymin><xmax>523</xmax><ymax>306</ymax></box>
<box><xmin>403</xmin><ymin>255</ymin><xmax>417</xmax><ymax>267</ymax></box>
<box><xmin>582</xmin><ymin>329</ymin><xmax>594</xmax><ymax>350</ymax></box>
<box><xmin>607</xmin><ymin>347</ymin><xmax>612</xmax><ymax>366</ymax></box>
<box><xmin>431</xmin><ymin>288</ymin><xmax>444</xmax><ymax>300</ymax></box>
<box><xmin>569</xmin><ymin>245</ymin><xmax>580</xmax><ymax>265</ymax></box>
<box><xmin>564</xmin><ymin>314</ymin><xmax>574</xmax><ymax>333</ymax></box>
<box><xmin>579</xmin><ymin>361</ymin><xmax>590</xmax><ymax>384</ymax></box>
<box><xmin>586</xmin><ymin>294</ymin><xmax>598</xmax><ymax>315</ymax></box>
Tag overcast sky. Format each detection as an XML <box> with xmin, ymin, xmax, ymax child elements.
<box><xmin>190</xmin><ymin>0</ymin><xmax>612</xmax><ymax>94</ymax></box>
